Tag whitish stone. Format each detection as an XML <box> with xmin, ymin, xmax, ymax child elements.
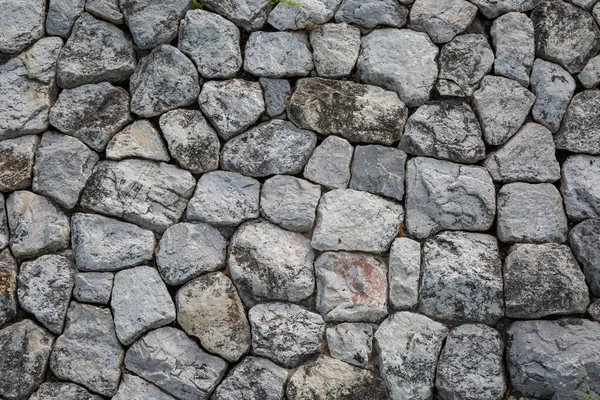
<box><xmin>46</xmin><ymin>0</ymin><xmax>85</xmax><ymax>37</ymax></box>
<box><xmin>389</xmin><ymin>237</ymin><xmax>420</xmax><ymax>310</ymax></box>
<box><xmin>0</xmin><ymin>320</ymin><xmax>54</xmax><ymax>400</ymax></box>
<box><xmin>244</xmin><ymin>31</ymin><xmax>313</xmax><ymax>77</ymax></box>
<box><xmin>0</xmin><ymin>0</ymin><xmax>46</xmax><ymax>54</ymax></box>
<box><xmin>50</xmin><ymin>302</ymin><xmax>124</xmax><ymax>397</ymax></box>
<box><xmin>410</xmin><ymin>0</ymin><xmax>477</xmax><ymax>43</ymax></box>
<box><xmin>221</xmin><ymin>120</ymin><xmax>317</xmax><ymax>177</ymax></box>
<box><xmin>56</xmin><ymin>13</ymin><xmax>136</xmax><ymax>88</ymax></box>
<box><xmin>375</xmin><ymin>312</ymin><xmax>448</xmax><ymax>400</ymax></box>
<box><xmin>574</xmin><ymin>0</ymin><xmax>598</xmax><ymax>8</ymax></box>
<box><xmin>399</xmin><ymin>102</ymin><xmax>486</xmax><ymax>163</ymax></box>
<box><xmin>335</xmin><ymin>0</ymin><xmax>408</xmax><ymax>28</ymax></box>
<box><xmin>484</xmin><ymin>123</ymin><xmax>561</xmax><ymax>183</ymax></box>
<box><xmin>73</xmin><ymin>272</ymin><xmax>114</xmax><ymax>305</ymax></box>
<box><xmin>213</xmin><ymin>356</ymin><xmax>288</xmax><ymax>400</ymax></box>
<box><xmin>469</xmin><ymin>0</ymin><xmax>536</xmax><ymax>17</ymax></box>
<box><xmin>556</xmin><ymin>90</ymin><xmax>600</xmax><ymax>154</ymax></box>
<box><xmin>563</xmin><ymin>155</ymin><xmax>600</xmax><ymax>221</ymax></box>
<box><xmin>309</xmin><ymin>23</ymin><xmax>360</xmax><ymax>78</ymax></box>
<box><xmin>0</xmin><ymin>249</ymin><xmax>17</xmax><ymax>326</ymax></box>
<box><xmin>357</xmin><ymin>29</ymin><xmax>438</xmax><ymax>107</ymax></box>
<box><xmin>472</xmin><ymin>75</ymin><xmax>535</xmax><ymax>146</ymax></box>
<box><xmin>113</xmin><ymin>375</ymin><xmax>175</xmax><ymax>400</ymax></box>
<box><xmin>436</xmin><ymin>324</ymin><xmax>506</xmax><ymax>400</ymax></box>
<box><xmin>130</xmin><ymin>45</ymin><xmax>200</xmax><ymax>118</ymax></box>
<box><xmin>249</xmin><ymin>302</ymin><xmax>325</xmax><ymax>368</ymax></box>
<box><xmin>18</xmin><ymin>255</ymin><xmax>76</xmax><ymax>334</ymax></box>
<box><xmin>0</xmin><ymin>135</ymin><xmax>39</xmax><ymax>192</ymax></box>
<box><xmin>30</xmin><ymin>382</ymin><xmax>103</xmax><ymax>400</ymax></box>
<box><xmin>590</xmin><ymin>299</ymin><xmax>600</xmax><ymax>321</ymax></box>
<box><xmin>85</xmin><ymin>0</ymin><xmax>123</xmax><ymax>24</ymax></box>
<box><xmin>125</xmin><ymin>327</ymin><xmax>228</xmax><ymax>399</ymax></box>
<box><xmin>579</xmin><ymin>54</ymin><xmax>600</xmax><ymax>88</ymax></box>
<box><xmin>201</xmin><ymin>0</ymin><xmax>272</xmax><ymax>31</ymax></box>
<box><xmin>111</xmin><ymin>266</ymin><xmax>176</xmax><ymax>346</ymax></box>
<box><xmin>80</xmin><ymin>159</ymin><xmax>195</xmax><ymax>232</ymax></box>
<box><xmin>0</xmin><ymin>196</ymin><xmax>6</xmax><ymax>250</ymax></box>
<box><xmin>497</xmin><ymin>182</ymin><xmax>568</xmax><ymax>243</ymax></box>
<box><xmin>71</xmin><ymin>213</ymin><xmax>156</xmax><ymax>272</ymax></box>
<box><xmin>229</xmin><ymin>220</ymin><xmax>314</xmax><ymax>306</ymax></box>
<box><xmin>326</xmin><ymin>323</ymin><xmax>373</xmax><ymax>367</ymax></box>
<box><xmin>405</xmin><ymin>157</ymin><xmax>496</xmax><ymax>239</ymax></box>
<box><xmin>491</xmin><ymin>12</ymin><xmax>535</xmax><ymax>86</ymax></box>
<box><xmin>268</xmin><ymin>0</ymin><xmax>339</xmax><ymax>30</ymax></box>
<box><xmin>7</xmin><ymin>191</ymin><xmax>70</xmax><ymax>259</ymax></box>
<box><xmin>32</xmin><ymin>132</ymin><xmax>99</xmax><ymax>209</ymax></box>
<box><xmin>260</xmin><ymin>78</ymin><xmax>291</xmax><ymax>117</ymax></box>
<box><xmin>289</xmin><ymin>78</ymin><xmax>408</xmax><ymax>145</ymax></box>
<box><xmin>570</xmin><ymin>219</ymin><xmax>600</xmax><ymax>296</ymax></box>
<box><xmin>106</xmin><ymin>120</ymin><xmax>170</xmax><ymax>161</ymax></box>
<box><xmin>303</xmin><ymin>136</ymin><xmax>353</xmax><ymax>189</ymax></box>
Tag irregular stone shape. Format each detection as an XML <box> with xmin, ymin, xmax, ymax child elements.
<box><xmin>410</xmin><ymin>0</ymin><xmax>477</xmax><ymax>43</ymax></box>
<box><xmin>436</xmin><ymin>34</ymin><xmax>494</xmax><ymax>97</ymax></box>
<box><xmin>125</xmin><ymin>327</ymin><xmax>228</xmax><ymax>400</ymax></box>
<box><xmin>159</xmin><ymin>109</ymin><xmax>219</xmax><ymax>174</ymax></box>
<box><xmin>484</xmin><ymin>123</ymin><xmax>561</xmax><ymax>183</ymax></box>
<box><xmin>260</xmin><ymin>78</ymin><xmax>291</xmax><ymax>117</ymax></box>
<box><xmin>221</xmin><ymin>120</ymin><xmax>317</xmax><ymax>177</ymax></box>
<box><xmin>570</xmin><ymin>219</ymin><xmax>600</xmax><ymax>297</ymax></box>
<box><xmin>201</xmin><ymin>0</ymin><xmax>271</xmax><ymax>31</ymax></box>
<box><xmin>186</xmin><ymin>171</ymin><xmax>260</xmax><ymax>227</ymax></box>
<box><xmin>0</xmin><ymin>135</ymin><xmax>39</xmax><ymax>192</ymax></box>
<box><xmin>111</xmin><ymin>266</ymin><xmax>176</xmax><ymax>346</ymax></box>
<box><xmin>249</xmin><ymin>302</ymin><xmax>325</xmax><ymax>368</ymax></box>
<box><xmin>268</xmin><ymin>0</ymin><xmax>339</xmax><ymax>30</ymax></box>
<box><xmin>579</xmin><ymin>54</ymin><xmax>600</xmax><ymax>88</ymax></box>
<box><xmin>404</xmin><ymin>157</ymin><xmax>495</xmax><ymax>239</ymax></box>
<box><xmin>0</xmin><ymin>37</ymin><xmax>62</xmax><ymax>140</ymax></box>
<box><xmin>32</xmin><ymin>132</ymin><xmax>99</xmax><ymax>209</ymax></box>
<box><xmin>213</xmin><ymin>356</ymin><xmax>288</xmax><ymax>400</ymax></box>
<box><xmin>326</xmin><ymin>323</ymin><xmax>373</xmax><ymax>367</ymax></box>
<box><xmin>388</xmin><ymin>237</ymin><xmax>420</xmax><ymax>310</ymax></box>
<box><xmin>497</xmin><ymin>182</ymin><xmax>568</xmax><ymax>243</ymax></box>
<box><xmin>156</xmin><ymin>223</ymin><xmax>227</xmax><ymax>286</ymax></box>
<box><xmin>50</xmin><ymin>302</ymin><xmax>124</xmax><ymax>397</ymax></box>
<box><xmin>73</xmin><ymin>272</ymin><xmax>114</xmax><ymax>305</ymax></box>
<box><xmin>56</xmin><ymin>13</ymin><xmax>135</xmax><ymax>89</ymax></box>
<box><xmin>562</xmin><ymin>155</ymin><xmax>600</xmax><ymax>221</ymax></box>
<box><xmin>113</xmin><ymin>375</ymin><xmax>175</xmax><ymax>400</ymax></box>
<box><xmin>375</xmin><ymin>312</ymin><xmax>448</xmax><ymax>400</ymax></box>
<box><xmin>49</xmin><ymin>82</ymin><xmax>131</xmax><ymax>151</ymax></box>
<box><xmin>120</xmin><ymin>0</ymin><xmax>191</xmax><ymax>50</ymax></box>
<box><xmin>179</xmin><ymin>10</ymin><xmax>241</xmax><ymax>79</ymax></box>
<box><xmin>504</xmin><ymin>243</ymin><xmax>589</xmax><ymax>318</ymax></box>
<box><xmin>18</xmin><ymin>255</ymin><xmax>76</xmax><ymax>334</ymax></box>
<box><xmin>244</xmin><ymin>31</ymin><xmax>313</xmax><ymax>77</ymax></box>
<box><xmin>0</xmin><ymin>0</ymin><xmax>45</xmax><ymax>54</ymax></box>
<box><xmin>399</xmin><ymin>102</ymin><xmax>486</xmax><ymax>164</ymax></box>
<box><xmin>7</xmin><ymin>191</ymin><xmax>70</xmax><ymax>259</ymax></box>
<box><xmin>312</xmin><ymin>189</ymin><xmax>403</xmax><ymax>253</ymax></box>
<box><xmin>469</xmin><ymin>0</ymin><xmax>536</xmax><ymax>17</ymax></box>
<box><xmin>85</xmin><ymin>0</ymin><xmax>123</xmax><ymax>24</ymax></box>
<box><xmin>309</xmin><ymin>23</ymin><xmax>360</xmax><ymax>78</ymax></box>
<box><xmin>0</xmin><ymin>249</ymin><xmax>17</xmax><ymax>326</ymax></box>
<box><xmin>130</xmin><ymin>45</ymin><xmax>200</xmax><ymax>118</ymax></box>
<box><xmin>303</xmin><ymin>136</ymin><xmax>353</xmax><ymax>189</ymax></box>
<box><xmin>472</xmin><ymin>75</ymin><xmax>535</xmax><ymax>146</ymax></box>
<box><xmin>30</xmin><ymin>382</ymin><xmax>103</xmax><ymax>400</ymax></box>
<box><xmin>589</xmin><ymin>299</ymin><xmax>600</xmax><ymax>321</ymax></box>
<box><xmin>105</xmin><ymin>120</ymin><xmax>170</xmax><ymax>161</ymax></box>
<box><xmin>287</xmin><ymin>355</ymin><xmax>388</xmax><ymax>400</ymax></box>
<box><xmin>80</xmin><ymin>159</ymin><xmax>195</xmax><ymax>232</ymax></box>
<box><xmin>507</xmin><ymin>319</ymin><xmax>600</xmax><ymax>399</ymax></box>
<box><xmin>530</xmin><ymin>58</ymin><xmax>576</xmax><ymax>133</ymax></box>
<box><xmin>436</xmin><ymin>324</ymin><xmax>506</xmax><ymax>400</ymax></box>
<box><xmin>198</xmin><ymin>79</ymin><xmax>265</xmax><ymax>140</ymax></box>
<box><xmin>335</xmin><ymin>0</ymin><xmax>408</xmax><ymax>28</ymax></box>
<box><xmin>532</xmin><ymin>0</ymin><xmax>600</xmax><ymax>74</ymax></box>
<box><xmin>555</xmin><ymin>90</ymin><xmax>600</xmax><ymax>154</ymax></box>
<box><xmin>46</xmin><ymin>0</ymin><xmax>85</xmax><ymax>37</ymax></box>
<box><xmin>357</xmin><ymin>29</ymin><xmax>438</xmax><ymax>107</ymax></box>
<box><xmin>0</xmin><ymin>320</ymin><xmax>54</xmax><ymax>400</ymax></box>
<box><xmin>177</xmin><ymin>272</ymin><xmax>251</xmax><ymax>362</ymax></box>
<box><xmin>289</xmin><ymin>78</ymin><xmax>408</xmax><ymax>145</ymax></box>
<box><xmin>229</xmin><ymin>220</ymin><xmax>314</xmax><ymax>306</ymax></box>
<box><xmin>71</xmin><ymin>213</ymin><xmax>156</xmax><ymax>272</ymax></box>
<box><xmin>0</xmin><ymin>196</ymin><xmax>7</xmax><ymax>251</ymax></box>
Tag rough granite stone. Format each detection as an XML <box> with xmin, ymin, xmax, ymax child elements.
<box><xmin>0</xmin><ymin>196</ymin><xmax>7</xmax><ymax>250</ymax></box>
<box><xmin>349</xmin><ymin>145</ymin><xmax>406</xmax><ymax>201</ymax></box>
<box><xmin>201</xmin><ymin>0</ymin><xmax>272</xmax><ymax>31</ymax></box>
<box><xmin>326</xmin><ymin>323</ymin><xmax>373</xmax><ymax>367</ymax></box>
<box><xmin>303</xmin><ymin>136</ymin><xmax>353</xmax><ymax>189</ymax></box>
<box><xmin>0</xmin><ymin>135</ymin><xmax>39</xmax><ymax>192</ymax></box>
<box><xmin>105</xmin><ymin>120</ymin><xmax>170</xmax><ymax>162</ymax></box>
<box><xmin>570</xmin><ymin>219</ymin><xmax>600</xmax><ymax>297</ymax></box>
<box><xmin>268</xmin><ymin>0</ymin><xmax>339</xmax><ymax>30</ymax></box>
<box><xmin>213</xmin><ymin>356</ymin><xmax>288</xmax><ymax>400</ymax></box>
<box><xmin>589</xmin><ymin>299</ymin><xmax>600</xmax><ymax>321</ymax></box>
<box><xmin>0</xmin><ymin>0</ymin><xmax>46</xmax><ymax>54</ymax></box>
<box><xmin>113</xmin><ymin>375</ymin><xmax>175</xmax><ymax>400</ymax></box>
<box><xmin>46</xmin><ymin>0</ymin><xmax>85</xmax><ymax>37</ymax></box>
<box><xmin>73</xmin><ymin>272</ymin><xmax>114</xmax><ymax>305</ymax></box>
<box><xmin>85</xmin><ymin>0</ymin><xmax>123</xmax><ymax>24</ymax></box>
<box><xmin>30</xmin><ymin>382</ymin><xmax>103</xmax><ymax>400</ymax></box>
<box><xmin>335</xmin><ymin>0</ymin><xmax>408</xmax><ymax>28</ymax></box>
<box><xmin>491</xmin><ymin>12</ymin><xmax>535</xmax><ymax>86</ymax></box>
<box><xmin>260</xmin><ymin>78</ymin><xmax>291</xmax><ymax>117</ymax></box>
<box><xmin>310</xmin><ymin>23</ymin><xmax>360</xmax><ymax>78</ymax></box>
<box><xmin>388</xmin><ymin>237</ymin><xmax>420</xmax><ymax>310</ymax></box>
<box><xmin>410</xmin><ymin>0</ymin><xmax>477</xmax><ymax>43</ymax></box>
<box><xmin>469</xmin><ymin>0</ymin><xmax>536</xmax><ymax>18</ymax></box>
<box><xmin>561</xmin><ymin>155</ymin><xmax>600</xmax><ymax>221</ymax></box>
<box><xmin>0</xmin><ymin>249</ymin><xmax>17</xmax><ymax>326</ymax></box>
<box><xmin>244</xmin><ymin>31</ymin><xmax>313</xmax><ymax>77</ymax></box>
<box><xmin>556</xmin><ymin>90</ymin><xmax>600</xmax><ymax>154</ymax></box>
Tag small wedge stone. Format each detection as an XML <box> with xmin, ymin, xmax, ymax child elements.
<box><xmin>570</xmin><ymin>219</ymin><xmax>600</xmax><ymax>297</ymax></box>
<box><xmin>561</xmin><ymin>155</ymin><xmax>600</xmax><ymax>221</ymax></box>
<box><xmin>469</xmin><ymin>0</ymin><xmax>536</xmax><ymax>18</ymax></box>
<box><xmin>0</xmin><ymin>196</ymin><xmax>7</xmax><ymax>251</ymax></box>
<box><xmin>46</xmin><ymin>0</ymin><xmax>85</xmax><ymax>37</ymax></box>
<box><xmin>303</xmin><ymin>136</ymin><xmax>353</xmax><ymax>189</ymax></box>
<box><xmin>579</xmin><ymin>54</ymin><xmax>600</xmax><ymax>88</ymax></box>
<box><xmin>85</xmin><ymin>0</ymin><xmax>123</xmax><ymax>24</ymax></box>
<box><xmin>555</xmin><ymin>90</ymin><xmax>600</xmax><ymax>154</ymax></box>
<box><xmin>388</xmin><ymin>237</ymin><xmax>420</xmax><ymax>310</ymax></box>
<box><xmin>260</xmin><ymin>78</ymin><xmax>291</xmax><ymax>117</ymax></box>
<box><xmin>0</xmin><ymin>249</ymin><xmax>17</xmax><ymax>326</ymax></box>
<box><xmin>105</xmin><ymin>120</ymin><xmax>170</xmax><ymax>162</ymax></box>
<box><xmin>0</xmin><ymin>135</ymin><xmax>40</xmax><ymax>192</ymax></box>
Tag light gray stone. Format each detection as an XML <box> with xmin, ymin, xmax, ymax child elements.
<box><xmin>562</xmin><ymin>155</ymin><xmax>600</xmax><ymax>221</ymax></box>
<box><xmin>309</xmin><ymin>23</ymin><xmax>360</xmax><ymax>78</ymax></box>
<box><xmin>201</xmin><ymin>0</ymin><xmax>272</xmax><ymax>31</ymax></box>
<box><xmin>0</xmin><ymin>0</ymin><xmax>46</xmax><ymax>54</ymax></box>
<box><xmin>46</xmin><ymin>0</ymin><xmax>85</xmax><ymax>37</ymax></box>
<box><xmin>573</xmin><ymin>0</ymin><xmax>598</xmax><ymax>8</ymax></box>
<box><xmin>113</xmin><ymin>375</ymin><xmax>175</xmax><ymax>400</ymax></box>
<box><xmin>469</xmin><ymin>0</ymin><xmax>537</xmax><ymax>18</ymax></box>
<box><xmin>555</xmin><ymin>90</ymin><xmax>600</xmax><ymax>154</ymax></box>
<box><xmin>579</xmin><ymin>54</ymin><xmax>600</xmax><ymax>88</ymax></box>
<box><xmin>260</xmin><ymin>78</ymin><xmax>291</xmax><ymax>117</ymax></box>
<box><xmin>589</xmin><ymin>299</ymin><xmax>600</xmax><ymax>321</ymax></box>
<box><xmin>244</xmin><ymin>31</ymin><xmax>313</xmax><ymax>77</ymax></box>
<box><xmin>388</xmin><ymin>237</ymin><xmax>420</xmax><ymax>310</ymax></box>
<box><xmin>268</xmin><ymin>0</ymin><xmax>339</xmax><ymax>30</ymax></box>
<box><xmin>0</xmin><ymin>135</ymin><xmax>39</xmax><ymax>192</ymax></box>
<box><xmin>85</xmin><ymin>0</ymin><xmax>123</xmax><ymax>24</ymax></box>
<box><xmin>30</xmin><ymin>382</ymin><xmax>103</xmax><ymax>400</ymax></box>
<box><xmin>410</xmin><ymin>0</ymin><xmax>477</xmax><ymax>43</ymax></box>
<box><xmin>0</xmin><ymin>249</ymin><xmax>17</xmax><ymax>326</ymax></box>
<box><xmin>335</xmin><ymin>0</ymin><xmax>408</xmax><ymax>28</ymax></box>
<box><xmin>213</xmin><ymin>356</ymin><xmax>288</xmax><ymax>400</ymax></box>
<box><xmin>570</xmin><ymin>219</ymin><xmax>600</xmax><ymax>297</ymax></box>
<box><xmin>303</xmin><ymin>136</ymin><xmax>353</xmax><ymax>189</ymax></box>
<box><xmin>73</xmin><ymin>272</ymin><xmax>114</xmax><ymax>305</ymax></box>
<box><xmin>491</xmin><ymin>12</ymin><xmax>535</xmax><ymax>86</ymax></box>
<box><xmin>0</xmin><ymin>196</ymin><xmax>7</xmax><ymax>251</ymax></box>
<box><xmin>105</xmin><ymin>120</ymin><xmax>170</xmax><ymax>162</ymax></box>
<box><xmin>326</xmin><ymin>323</ymin><xmax>372</xmax><ymax>367</ymax></box>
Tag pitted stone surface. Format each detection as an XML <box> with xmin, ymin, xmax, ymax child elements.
<box><xmin>335</xmin><ymin>0</ymin><xmax>408</xmax><ymax>28</ymax></box>
<box><xmin>554</xmin><ymin>90</ymin><xmax>600</xmax><ymax>154</ymax></box>
<box><xmin>326</xmin><ymin>323</ymin><xmax>373</xmax><ymax>367</ymax></box>
<box><xmin>0</xmin><ymin>196</ymin><xmax>7</xmax><ymax>251</ymax></box>
<box><xmin>85</xmin><ymin>0</ymin><xmax>123</xmax><ymax>24</ymax></box>
<box><xmin>309</xmin><ymin>23</ymin><xmax>360</xmax><ymax>78</ymax></box>
<box><xmin>268</xmin><ymin>0</ymin><xmax>340</xmax><ymax>30</ymax></box>
<box><xmin>213</xmin><ymin>356</ymin><xmax>288</xmax><ymax>400</ymax></box>
<box><xmin>388</xmin><ymin>237</ymin><xmax>420</xmax><ymax>310</ymax></box>
<box><xmin>73</xmin><ymin>272</ymin><xmax>114</xmax><ymax>305</ymax></box>
<box><xmin>409</xmin><ymin>0</ymin><xmax>477</xmax><ymax>43</ymax></box>
<box><xmin>570</xmin><ymin>218</ymin><xmax>600</xmax><ymax>297</ymax></box>
<box><xmin>469</xmin><ymin>0</ymin><xmax>536</xmax><ymax>18</ymax></box>
<box><xmin>260</xmin><ymin>78</ymin><xmax>291</xmax><ymax>117</ymax></box>
<box><xmin>244</xmin><ymin>31</ymin><xmax>313</xmax><ymax>77</ymax></box>
<box><xmin>46</xmin><ymin>0</ymin><xmax>85</xmax><ymax>38</ymax></box>
<box><xmin>201</xmin><ymin>0</ymin><xmax>272</xmax><ymax>31</ymax></box>
<box><xmin>0</xmin><ymin>249</ymin><xmax>17</xmax><ymax>326</ymax></box>
<box><xmin>561</xmin><ymin>155</ymin><xmax>600</xmax><ymax>220</ymax></box>
<box><xmin>0</xmin><ymin>135</ymin><xmax>39</xmax><ymax>192</ymax></box>
<box><xmin>105</xmin><ymin>120</ymin><xmax>170</xmax><ymax>162</ymax></box>
<box><xmin>0</xmin><ymin>0</ymin><xmax>46</xmax><ymax>55</ymax></box>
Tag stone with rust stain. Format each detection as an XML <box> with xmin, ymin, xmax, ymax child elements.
<box><xmin>0</xmin><ymin>135</ymin><xmax>40</xmax><ymax>193</ymax></box>
<box><xmin>0</xmin><ymin>249</ymin><xmax>17</xmax><ymax>326</ymax></box>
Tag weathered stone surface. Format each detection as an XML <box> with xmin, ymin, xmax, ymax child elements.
<box><xmin>484</xmin><ymin>123</ymin><xmax>561</xmax><ymax>183</ymax></box>
<box><xmin>405</xmin><ymin>157</ymin><xmax>496</xmax><ymax>239</ymax></box>
<box><xmin>312</xmin><ymin>189</ymin><xmax>404</xmax><ymax>254</ymax></box>
<box><xmin>111</xmin><ymin>266</ymin><xmax>176</xmax><ymax>346</ymax></box>
<box><xmin>335</xmin><ymin>0</ymin><xmax>408</xmax><ymax>28</ymax></box>
<box><xmin>388</xmin><ymin>237</ymin><xmax>420</xmax><ymax>310</ymax></box>
<box><xmin>249</xmin><ymin>302</ymin><xmax>325</xmax><ymax>368</ymax></box>
<box><xmin>32</xmin><ymin>132</ymin><xmax>99</xmax><ymax>209</ymax></box>
<box><xmin>30</xmin><ymin>382</ymin><xmax>103</xmax><ymax>400</ymax></box>
<box><xmin>7</xmin><ymin>191</ymin><xmax>70</xmax><ymax>259</ymax></box>
<box><xmin>202</xmin><ymin>0</ymin><xmax>272</xmax><ymax>31</ymax></box>
<box><xmin>46</xmin><ymin>0</ymin><xmax>85</xmax><ymax>37</ymax></box>
<box><xmin>105</xmin><ymin>120</ymin><xmax>170</xmax><ymax>162</ymax></box>
<box><xmin>0</xmin><ymin>196</ymin><xmax>7</xmax><ymax>250</ymax></box>
<box><xmin>436</xmin><ymin>324</ymin><xmax>506</xmax><ymax>400</ymax></box>
<box><xmin>177</xmin><ymin>272</ymin><xmax>250</xmax><ymax>362</ymax></box>
<box><xmin>0</xmin><ymin>249</ymin><xmax>17</xmax><ymax>326</ymax></box>
<box><xmin>56</xmin><ymin>13</ymin><xmax>136</xmax><ymax>88</ymax></box>
<box><xmin>0</xmin><ymin>135</ymin><xmax>39</xmax><ymax>192</ymax></box>
<box><xmin>186</xmin><ymin>171</ymin><xmax>260</xmax><ymax>227</ymax></box>
<box><xmin>472</xmin><ymin>75</ymin><xmax>535</xmax><ymax>146</ymax></box>
<box><xmin>213</xmin><ymin>356</ymin><xmax>288</xmax><ymax>400</ymax></box>
<box><xmin>579</xmin><ymin>54</ymin><xmax>600</xmax><ymax>88</ymax></box>
<box><xmin>399</xmin><ymin>102</ymin><xmax>486</xmax><ymax>163</ymax></box>
<box><xmin>561</xmin><ymin>155</ymin><xmax>600</xmax><ymax>221</ymax></box>
<box><xmin>0</xmin><ymin>320</ymin><xmax>54</xmax><ymax>400</ymax></box>
<box><xmin>491</xmin><ymin>12</ymin><xmax>535</xmax><ymax>86</ymax></box>
<box><xmin>221</xmin><ymin>120</ymin><xmax>317</xmax><ymax>177</ymax></box>
<box><xmin>50</xmin><ymin>302</ymin><xmax>124</xmax><ymax>397</ymax></box>
<box><xmin>113</xmin><ymin>375</ymin><xmax>175</xmax><ymax>400</ymax></box>
<box><xmin>73</xmin><ymin>272</ymin><xmax>114</xmax><ymax>305</ymax></box>
<box><xmin>349</xmin><ymin>145</ymin><xmax>406</xmax><ymax>201</ymax></box>
<box><xmin>125</xmin><ymin>327</ymin><xmax>228</xmax><ymax>400</ymax></box>
<box><xmin>71</xmin><ymin>213</ymin><xmax>156</xmax><ymax>272</ymax></box>
<box><xmin>326</xmin><ymin>323</ymin><xmax>372</xmax><ymax>367</ymax></box>
<box><xmin>410</xmin><ymin>0</ymin><xmax>477</xmax><ymax>43</ymax></box>
<box><xmin>497</xmin><ymin>182</ymin><xmax>568</xmax><ymax>243</ymax></box>
<box><xmin>589</xmin><ymin>299</ymin><xmax>600</xmax><ymax>321</ymax></box>
<box><xmin>0</xmin><ymin>0</ymin><xmax>46</xmax><ymax>54</ymax></box>
<box><xmin>80</xmin><ymin>159</ymin><xmax>195</xmax><ymax>232</ymax></box>
<box><xmin>469</xmin><ymin>0</ymin><xmax>536</xmax><ymax>18</ymax></box>
<box><xmin>303</xmin><ymin>136</ymin><xmax>353</xmax><ymax>189</ymax></box>
<box><xmin>570</xmin><ymin>219</ymin><xmax>600</xmax><ymax>297</ymax></box>
<box><xmin>554</xmin><ymin>90</ymin><xmax>600</xmax><ymax>154</ymax></box>
<box><xmin>309</xmin><ymin>23</ymin><xmax>360</xmax><ymax>78</ymax></box>
<box><xmin>268</xmin><ymin>0</ymin><xmax>339</xmax><ymax>30</ymax></box>
<box><xmin>260</xmin><ymin>78</ymin><xmax>291</xmax><ymax>117</ymax></box>
<box><xmin>357</xmin><ymin>29</ymin><xmax>438</xmax><ymax>107</ymax></box>
<box><xmin>18</xmin><ymin>255</ymin><xmax>76</xmax><ymax>334</ymax></box>
<box><xmin>130</xmin><ymin>45</ymin><xmax>200</xmax><ymax>118</ymax></box>
<box><xmin>289</xmin><ymin>78</ymin><xmax>408</xmax><ymax>145</ymax></box>
<box><xmin>244</xmin><ymin>31</ymin><xmax>313</xmax><ymax>77</ymax></box>
<box><xmin>85</xmin><ymin>0</ymin><xmax>123</xmax><ymax>24</ymax></box>
<box><xmin>229</xmin><ymin>220</ymin><xmax>314</xmax><ymax>306</ymax></box>
<box><xmin>375</xmin><ymin>312</ymin><xmax>448</xmax><ymax>400</ymax></box>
